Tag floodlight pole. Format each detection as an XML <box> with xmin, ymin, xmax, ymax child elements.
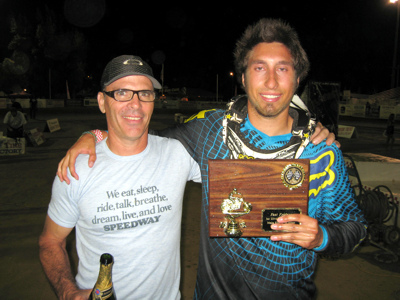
<box><xmin>391</xmin><ymin>0</ymin><xmax>400</xmax><ymax>88</ymax></box>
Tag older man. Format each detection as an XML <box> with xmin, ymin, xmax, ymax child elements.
<box><xmin>39</xmin><ymin>55</ymin><xmax>201</xmax><ymax>300</ymax></box>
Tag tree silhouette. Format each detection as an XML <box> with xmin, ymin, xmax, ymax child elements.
<box><xmin>0</xmin><ymin>5</ymin><xmax>88</xmax><ymax>99</ymax></box>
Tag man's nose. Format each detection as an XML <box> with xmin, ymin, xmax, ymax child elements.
<box><xmin>128</xmin><ymin>93</ymin><xmax>141</xmax><ymax>108</ymax></box>
<box><xmin>265</xmin><ymin>70</ymin><xmax>278</xmax><ymax>89</ymax></box>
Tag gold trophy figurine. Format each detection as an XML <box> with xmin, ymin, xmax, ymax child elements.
<box><xmin>220</xmin><ymin>188</ymin><xmax>252</xmax><ymax>237</ymax></box>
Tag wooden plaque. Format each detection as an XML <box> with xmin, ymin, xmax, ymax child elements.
<box><xmin>208</xmin><ymin>159</ymin><xmax>309</xmax><ymax>237</ymax></box>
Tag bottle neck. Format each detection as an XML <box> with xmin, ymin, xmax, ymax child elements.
<box><xmin>95</xmin><ymin>263</ymin><xmax>113</xmax><ymax>288</ymax></box>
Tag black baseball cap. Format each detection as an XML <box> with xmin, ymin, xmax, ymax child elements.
<box><xmin>100</xmin><ymin>55</ymin><xmax>162</xmax><ymax>89</ymax></box>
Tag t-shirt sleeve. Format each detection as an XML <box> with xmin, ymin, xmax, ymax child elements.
<box><xmin>47</xmin><ymin>175</ymin><xmax>80</xmax><ymax>228</ymax></box>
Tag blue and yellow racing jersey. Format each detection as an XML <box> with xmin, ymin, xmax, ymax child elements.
<box><xmin>161</xmin><ymin>105</ymin><xmax>367</xmax><ymax>300</ymax></box>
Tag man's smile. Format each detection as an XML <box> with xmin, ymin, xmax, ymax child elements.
<box><xmin>260</xmin><ymin>94</ymin><xmax>280</xmax><ymax>101</ymax></box>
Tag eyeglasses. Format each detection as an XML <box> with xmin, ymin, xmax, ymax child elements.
<box><xmin>102</xmin><ymin>89</ymin><xmax>157</xmax><ymax>102</ymax></box>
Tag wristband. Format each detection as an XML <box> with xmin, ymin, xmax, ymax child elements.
<box><xmin>81</xmin><ymin>130</ymin><xmax>104</xmax><ymax>143</ymax></box>
<box><xmin>81</xmin><ymin>131</ymin><xmax>97</xmax><ymax>143</ymax></box>
<box><xmin>313</xmin><ymin>225</ymin><xmax>328</xmax><ymax>252</ymax></box>
<box><xmin>92</xmin><ymin>129</ymin><xmax>104</xmax><ymax>143</ymax></box>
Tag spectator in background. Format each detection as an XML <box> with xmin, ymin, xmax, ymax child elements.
<box><xmin>3</xmin><ymin>102</ymin><xmax>27</xmax><ymax>138</ymax></box>
<box><xmin>30</xmin><ymin>96</ymin><xmax>38</xmax><ymax>119</ymax></box>
<box><xmin>385</xmin><ymin>113</ymin><xmax>395</xmax><ymax>150</ymax></box>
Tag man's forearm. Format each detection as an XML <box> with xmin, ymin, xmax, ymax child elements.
<box><xmin>319</xmin><ymin>221</ymin><xmax>367</xmax><ymax>255</ymax></box>
<box><xmin>39</xmin><ymin>241</ymin><xmax>79</xmax><ymax>299</ymax></box>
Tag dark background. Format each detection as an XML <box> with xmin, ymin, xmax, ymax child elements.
<box><xmin>0</xmin><ymin>0</ymin><xmax>399</xmax><ymax>98</ymax></box>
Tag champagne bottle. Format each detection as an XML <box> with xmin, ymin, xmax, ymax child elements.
<box><xmin>89</xmin><ymin>253</ymin><xmax>116</xmax><ymax>300</ymax></box>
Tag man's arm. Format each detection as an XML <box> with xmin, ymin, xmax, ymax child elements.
<box><xmin>3</xmin><ymin>112</ymin><xmax>9</xmax><ymax>124</ymax></box>
<box><xmin>271</xmin><ymin>144</ymin><xmax>367</xmax><ymax>254</ymax></box>
<box><xmin>57</xmin><ymin>130</ymin><xmax>108</xmax><ymax>184</ymax></box>
<box><xmin>56</xmin><ymin>121</ymin><xmax>336</xmax><ymax>183</ymax></box>
<box><xmin>269</xmin><ymin>211</ymin><xmax>366</xmax><ymax>255</ymax></box>
<box><xmin>317</xmin><ymin>221</ymin><xmax>367</xmax><ymax>255</ymax></box>
<box><xmin>39</xmin><ymin>215</ymin><xmax>91</xmax><ymax>300</ymax></box>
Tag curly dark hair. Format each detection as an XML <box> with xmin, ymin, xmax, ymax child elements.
<box><xmin>234</xmin><ymin>18</ymin><xmax>310</xmax><ymax>86</ymax></box>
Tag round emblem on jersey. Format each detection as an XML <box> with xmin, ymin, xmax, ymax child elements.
<box><xmin>281</xmin><ymin>163</ymin><xmax>305</xmax><ymax>190</ymax></box>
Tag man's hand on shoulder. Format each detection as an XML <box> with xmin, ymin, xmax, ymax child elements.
<box><xmin>57</xmin><ymin>132</ymin><xmax>101</xmax><ymax>184</ymax></box>
<box><xmin>311</xmin><ymin>122</ymin><xmax>340</xmax><ymax>147</ymax></box>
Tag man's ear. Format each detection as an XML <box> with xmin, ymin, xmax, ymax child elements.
<box><xmin>241</xmin><ymin>73</ymin><xmax>246</xmax><ymax>88</ymax></box>
<box><xmin>97</xmin><ymin>92</ymin><xmax>106</xmax><ymax>114</ymax></box>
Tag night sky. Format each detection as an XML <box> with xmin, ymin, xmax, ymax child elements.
<box><xmin>1</xmin><ymin>0</ymin><xmax>399</xmax><ymax>96</ymax></box>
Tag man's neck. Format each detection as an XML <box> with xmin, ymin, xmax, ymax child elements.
<box><xmin>248</xmin><ymin>109</ymin><xmax>293</xmax><ymax>137</ymax></box>
<box><xmin>106</xmin><ymin>133</ymin><xmax>149</xmax><ymax>156</ymax></box>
